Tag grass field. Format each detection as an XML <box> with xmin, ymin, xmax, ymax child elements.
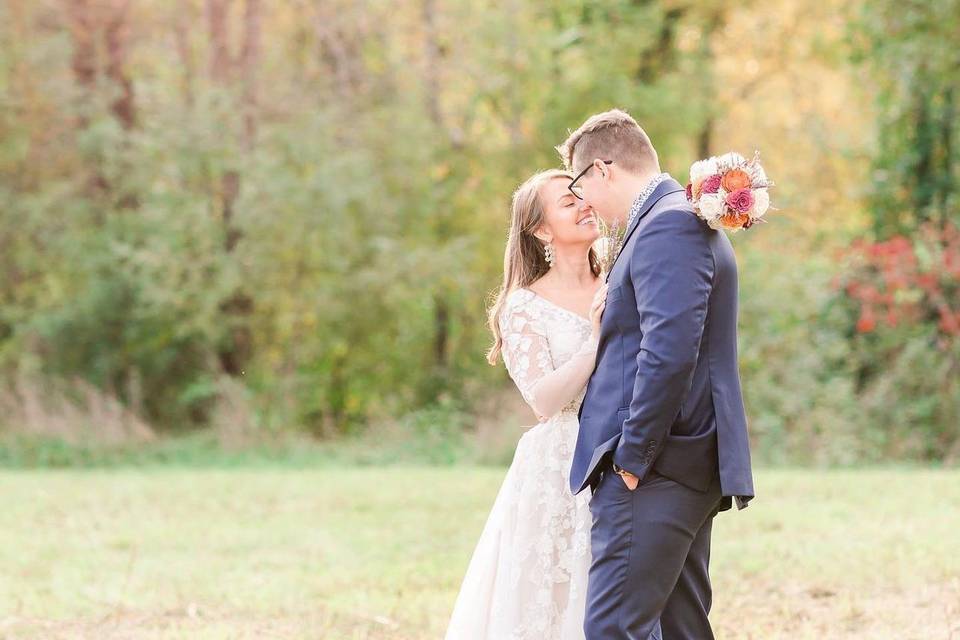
<box><xmin>1</xmin><ymin>466</ymin><xmax>958</xmax><ymax>639</ymax></box>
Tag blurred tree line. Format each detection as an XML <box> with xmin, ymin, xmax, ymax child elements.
<box><xmin>0</xmin><ymin>0</ymin><xmax>956</xmax><ymax>463</ymax></box>
<box><xmin>836</xmin><ymin>0</ymin><xmax>959</xmax><ymax>460</ymax></box>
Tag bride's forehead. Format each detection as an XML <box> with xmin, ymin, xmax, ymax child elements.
<box><xmin>541</xmin><ymin>177</ymin><xmax>573</xmax><ymax>201</ymax></box>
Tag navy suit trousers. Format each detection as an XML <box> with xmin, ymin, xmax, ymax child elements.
<box><xmin>585</xmin><ymin>458</ymin><xmax>724</xmax><ymax>640</ymax></box>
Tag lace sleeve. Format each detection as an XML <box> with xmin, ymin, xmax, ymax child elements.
<box><xmin>499</xmin><ymin>291</ymin><xmax>599</xmax><ymax>420</ymax></box>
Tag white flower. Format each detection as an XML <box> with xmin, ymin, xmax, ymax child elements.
<box><xmin>716</xmin><ymin>151</ymin><xmax>746</xmax><ymax>172</ymax></box>
<box><xmin>707</xmin><ymin>216</ymin><xmax>726</xmax><ymax>230</ymax></box>
<box><xmin>749</xmin><ymin>163</ymin><xmax>768</xmax><ymax>187</ymax></box>
<box><xmin>689</xmin><ymin>158</ymin><xmax>718</xmax><ymax>183</ymax></box>
<box><xmin>750</xmin><ymin>188</ymin><xmax>770</xmax><ymax>217</ymax></box>
<box><xmin>697</xmin><ymin>193</ymin><xmax>725</xmax><ymax>220</ymax></box>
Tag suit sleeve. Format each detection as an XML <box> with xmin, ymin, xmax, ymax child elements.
<box><xmin>612</xmin><ymin>208</ymin><xmax>715</xmax><ymax>481</ymax></box>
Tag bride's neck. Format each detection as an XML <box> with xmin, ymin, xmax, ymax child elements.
<box><xmin>543</xmin><ymin>248</ymin><xmax>595</xmax><ymax>288</ymax></box>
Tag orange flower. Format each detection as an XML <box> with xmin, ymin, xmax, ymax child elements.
<box><xmin>692</xmin><ymin>176</ymin><xmax>705</xmax><ymax>200</ymax></box>
<box><xmin>720</xmin><ymin>210</ymin><xmax>750</xmax><ymax>229</ymax></box>
<box><xmin>721</xmin><ymin>169</ymin><xmax>752</xmax><ymax>193</ymax></box>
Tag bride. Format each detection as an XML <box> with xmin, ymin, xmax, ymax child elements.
<box><xmin>443</xmin><ymin>168</ymin><xmax>608</xmax><ymax>639</ymax></box>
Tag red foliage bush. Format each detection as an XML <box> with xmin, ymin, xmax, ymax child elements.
<box><xmin>836</xmin><ymin>220</ymin><xmax>960</xmax><ymax>342</ymax></box>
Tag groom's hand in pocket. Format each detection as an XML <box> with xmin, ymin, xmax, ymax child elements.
<box><xmin>613</xmin><ymin>463</ymin><xmax>639</xmax><ymax>490</ymax></box>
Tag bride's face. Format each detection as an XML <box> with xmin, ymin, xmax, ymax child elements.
<box><xmin>535</xmin><ymin>177</ymin><xmax>600</xmax><ymax>248</ymax></box>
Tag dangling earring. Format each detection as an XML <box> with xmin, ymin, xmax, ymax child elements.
<box><xmin>544</xmin><ymin>242</ymin><xmax>555</xmax><ymax>268</ymax></box>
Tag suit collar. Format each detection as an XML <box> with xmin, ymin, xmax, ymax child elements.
<box><xmin>604</xmin><ymin>176</ymin><xmax>686</xmax><ymax>282</ymax></box>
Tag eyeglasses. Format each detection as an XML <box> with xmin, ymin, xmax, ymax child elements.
<box><xmin>568</xmin><ymin>160</ymin><xmax>613</xmax><ymax>199</ymax></box>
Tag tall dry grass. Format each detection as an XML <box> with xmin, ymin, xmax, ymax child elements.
<box><xmin>0</xmin><ymin>373</ymin><xmax>155</xmax><ymax>445</ymax></box>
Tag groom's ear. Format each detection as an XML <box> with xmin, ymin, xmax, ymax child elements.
<box><xmin>594</xmin><ymin>158</ymin><xmax>611</xmax><ymax>180</ymax></box>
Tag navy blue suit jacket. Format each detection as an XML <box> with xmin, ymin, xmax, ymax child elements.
<box><xmin>569</xmin><ymin>177</ymin><xmax>755</xmax><ymax>511</ymax></box>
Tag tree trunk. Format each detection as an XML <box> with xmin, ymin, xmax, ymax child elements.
<box><xmin>67</xmin><ymin>0</ymin><xmax>137</xmax><ymax>204</ymax></box>
<box><xmin>697</xmin><ymin>116</ymin><xmax>713</xmax><ymax>159</ymax></box>
<box><xmin>240</xmin><ymin>0</ymin><xmax>261</xmax><ymax>148</ymax></box>
<box><xmin>635</xmin><ymin>7</ymin><xmax>686</xmax><ymax>83</ymax></box>
<box><xmin>421</xmin><ymin>0</ymin><xmax>451</xmax><ymax>371</ymax></box>
<box><xmin>103</xmin><ymin>0</ymin><xmax>136</xmax><ymax>130</ymax></box>
<box><xmin>67</xmin><ymin>0</ymin><xmax>97</xmax><ymax>96</ymax></box>
<box><xmin>206</xmin><ymin>0</ymin><xmax>232</xmax><ymax>83</ymax></box>
<box><xmin>695</xmin><ymin>9</ymin><xmax>725</xmax><ymax>160</ymax></box>
<box><xmin>206</xmin><ymin>0</ymin><xmax>257</xmax><ymax>378</ymax></box>
<box><xmin>939</xmin><ymin>87</ymin><xmax>954</xmax><ymax>225</ymax></box>
<box><xmin>173</xmin><ymin>0</ymin><xmax>196</xmax><ymax>106</ymax></box>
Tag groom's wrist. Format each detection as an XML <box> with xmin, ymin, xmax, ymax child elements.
<box><xmin>611</xmin><ymin>461</ymin><xmax>637</xmax><ymax>478</ymax></box>
<box><xmin>612</xmin><ymin>445</ymin><xmax>648</xmax><ymax>479</ymax></box>
<box><xmin>613</xmin><ymin>433</ymin><xmax>663</xmax><ymax>478</ymax></box>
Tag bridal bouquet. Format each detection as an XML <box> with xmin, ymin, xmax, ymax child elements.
<box><xmin>596</xmin><ymin>217</ymin><xmax>625</xmax><ymax>277</ymax></box>
<box><xmin>686</xmin><ymin>151</ymin><xmax>774</xmax><ymax>232</ymax></box>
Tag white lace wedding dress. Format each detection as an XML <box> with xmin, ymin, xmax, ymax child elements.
<box><xmin>443</xmin><ymin>287</ymin><xmax>599</xmax><ymax>640</ymax></box>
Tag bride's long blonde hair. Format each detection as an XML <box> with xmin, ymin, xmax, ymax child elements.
<box><xmin>486</xmin><ymin>169</ymin><xmax>601</xmax><ymax>365</ymax></box>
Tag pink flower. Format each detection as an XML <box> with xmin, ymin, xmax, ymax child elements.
<box><xmin>701</xmin><ymin>174</ymin><xmax>723</xmax><ymax>194</ymax></box>
<box><xmin>725</xmin><ymin>188</ymin><xmax>754</xmax><ymax>213</ymax></box>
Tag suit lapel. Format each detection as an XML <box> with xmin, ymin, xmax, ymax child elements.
<box><xmin>604</xmin><ymin>177</ymin><xmax>686</xmax><ymax>283</ymax></box>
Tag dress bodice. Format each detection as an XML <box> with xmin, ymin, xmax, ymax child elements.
<box><xmin>498</xmin><ymin>288</ymin><xmax>595</xmax><ymax>418</ymax></box>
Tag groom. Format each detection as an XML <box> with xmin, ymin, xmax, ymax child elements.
<box><xmin>561</xmin><ymin>109</ymin><xmax>755</xmax><ymax>639</ymax></box>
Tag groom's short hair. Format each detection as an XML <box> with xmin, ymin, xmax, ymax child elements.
<box><xmin>557</xmin><ymin>109</ymin><xmax>658</xmax><ymax>175</ymax></box>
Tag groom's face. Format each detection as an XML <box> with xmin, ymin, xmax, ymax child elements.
<box><xmin>573</xmin><ymin>157</ymin><xmax>620</xmax><ymax>225</ymax></box>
